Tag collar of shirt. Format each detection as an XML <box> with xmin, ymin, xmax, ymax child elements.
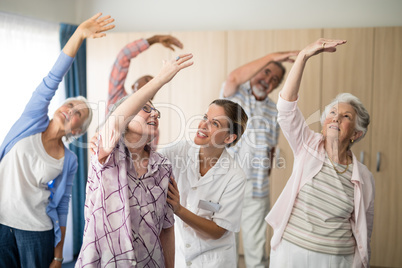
<box><xmin>118</xmin><ymin>139</ymin><xmax>165</xmax><ymax>177</ymax></box>
<box><xmin>186</xmin><ymin>143</ymin><xmax>231</xmax><ymax>187</ymax></box>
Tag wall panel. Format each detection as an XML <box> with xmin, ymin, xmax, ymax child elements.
<box><xmin>370</xmin><ymin>27</ymin><xmax>402</xmax><ymax>268</ymax></box>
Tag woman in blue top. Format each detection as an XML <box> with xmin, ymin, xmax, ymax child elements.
<box><xmin>0</xmin><ymin>13</ymin><xmax>114</xmax><ymax>268</ymax></box>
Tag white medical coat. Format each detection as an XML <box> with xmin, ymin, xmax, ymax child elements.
<box><xmin>159</xmin><ymin>141</ymin><xmax>246</xmax><ymax>267</ymax></box>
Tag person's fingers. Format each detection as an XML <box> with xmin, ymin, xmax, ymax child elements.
<box><xmin>167</xmin><ymin>188</ymin><xmax>174</xmax><ymax>198</ymax></box>
<box><xmin>170</xmin><ymin>176</ymin><xmax>177</xmax><ymax>187</ymax></box>
<box><xmin>166</xmin><ymin>45</ymin><xmax>175</xmax><ymax>51</ymax></box>
<box><xmin>99</xmin><ymin>18</ymin><xmax>115</xmax><ymax>27</ymax></box>
<box><xmin>168</xmin><ymin>182</ymin><xmax>179</xmax><ymax>195</ymax></box>
<box><xmin>171</xmin><ymin>38</ymin><xmax>183</xmax><ymax>49</ymax></box>
<box><xmin>97</xmin><ymin>15</ymin><xmax>111</xmax><ymax>23</ymax></box>
<box><xmin>175</xmin><ymin>53</ymin><xmax>193</xmax><ymax>64</ymax></box>
<box><xmin>99</xmin><ymin>24</ymin><xmax>115</xmax><ymax>33</ymax></box>
<box><xmin>89</xmin><ymin>12</ymin><xmax>102</xmax><ymax>21</ymax></box>
<box><xmin>92</xmin><ymin>33</ymin><xmax>107</xmax><ymax>39</ymax></box>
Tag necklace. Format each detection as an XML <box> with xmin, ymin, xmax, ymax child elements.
<box><xmin>327</xmin><ymin>155</ymin><xmax>349</xmax><ymax>175</ymax></box>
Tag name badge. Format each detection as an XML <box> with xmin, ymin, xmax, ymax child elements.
<box><xmin>198</xmin><ymin>200</ymin><xmax>221</xmax><ymax>213</ymax></box>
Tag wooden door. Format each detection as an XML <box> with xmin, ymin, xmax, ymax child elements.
<box><xmin>370</xmin><ymin>27</ymin><xmax>402</xmax><ymax>268</ymax></box>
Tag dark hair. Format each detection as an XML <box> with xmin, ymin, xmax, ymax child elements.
<box><xmin>210</xmin><ymin>99</ymin><xmax>248</xmax><ymax>147</ymax></box>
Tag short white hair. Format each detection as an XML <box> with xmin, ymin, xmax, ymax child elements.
<box><xmin>64</xmin><ymin>96</ymin><xmax>93</xmax><ymax>143</ymax></box>
<box><xmin>320</xmin><ymin>93</ymin><xmax>370</xmax><ymax>145</ymax></box>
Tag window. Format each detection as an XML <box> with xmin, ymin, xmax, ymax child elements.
<box><xmin>0</xmin><ymin>12</ymin><xmax>64</xmax><ymax>143</ymax></box>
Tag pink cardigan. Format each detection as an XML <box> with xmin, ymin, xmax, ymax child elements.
<box><xmin>265</xmin><ymin>95</ymin><xmax>375</xmax><ymax>268</ymax></box>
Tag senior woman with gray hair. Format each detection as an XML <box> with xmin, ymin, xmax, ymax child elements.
<box><xmin>266</xmin><ymin>38</ymin><xmax>374</xmax><ymax>268</ymax></box>
<box><xmin>0</xmin><ymin>13</ymin><xmax>114</xmax><ymax>268</ymax></box>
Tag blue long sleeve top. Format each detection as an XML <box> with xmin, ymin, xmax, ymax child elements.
<box><xmin>0</xmin><ymin>52</ymin><xmax>78</xmax><ymax>247</ymax></box>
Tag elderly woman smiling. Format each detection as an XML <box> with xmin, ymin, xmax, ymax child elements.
<box><xmin>266</xmin><ymin>38</ymin><xmax>375</xmax><ymax>268</ymax></box>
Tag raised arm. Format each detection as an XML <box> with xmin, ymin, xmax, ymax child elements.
<box><xmin>63</xmin><ymin>13</ymin><xmax>115</xmax><ymax>58</ymax></box>
<box><xmin>107</xmin><ymin>35</ymin><xmax>183</xmax><ymax>111</ymax></box>
<box><xmin>280</xmin><ymin>38</ymin><xmax>346</xmax><ymax>102</ymax></box>
<box><xmin>99</xmin><ymin>54</ymin><xmax>193</xmax><ymax>162</ymax></box>
<box><xmin>223</xmin><ymin>51</ymin><xmax>299</xmax><ymax>97</ymax></box>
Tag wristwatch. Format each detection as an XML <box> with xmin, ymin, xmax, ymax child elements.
<box><xmin>54</xmin><ymin>257</ymin><xmax>64</xmax><ymax>263</ymax></box>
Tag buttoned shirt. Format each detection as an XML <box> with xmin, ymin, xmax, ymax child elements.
<box><xmin>265</xmin><ymin>94</ymin><xmax>375</xmax><ymax>268</ymax></box>
<box><xmin>159</xmin><ymin>141</ymin><xmax>246</xmax><ymax>267</ymax></box>
<box><xmin>77</xmin><ymin>140</ymin><xmax>174</xmax><ymax>267</ymax></box>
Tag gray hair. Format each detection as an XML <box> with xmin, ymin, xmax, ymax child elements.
<box><xmin>64</xmin><ymin>96</ymin><xmax>93</xmax><ymax>143</ymax></box>
<box><xmin>320</xmin><ymin>93</ymin><xmax>370</xmax><ymax>146</ymax></box>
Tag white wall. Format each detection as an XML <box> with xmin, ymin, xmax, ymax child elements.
<box><xmin>0</xmin><ymin>0</ymin><xmax>77</xmax><ymax>24</ymax></box>
<box><xmin>1</xmin><ymin>0</ymin><xmax>402</xmax><ymax>31</ymax></box>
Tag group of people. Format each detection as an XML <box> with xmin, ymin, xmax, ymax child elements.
<box><xmin>0</xmin><ymin>12</ymin><xmax>375</xmax><ymax>268</ymax></box>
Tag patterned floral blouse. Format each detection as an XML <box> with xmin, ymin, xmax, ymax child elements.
<box><xmin>76</xmin><ymin>140</ymin><xmax>174</xmax><ymax>267</ymax></box>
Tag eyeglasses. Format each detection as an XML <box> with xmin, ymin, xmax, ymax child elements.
<box><xmin>142</xmin><ymin>104</ymin><xmax>161</xmax><ymax>118</ymax></box>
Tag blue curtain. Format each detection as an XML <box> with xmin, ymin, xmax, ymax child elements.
<box><xmin>59</xmin><ymin>23</ymin><xmax>88</xmax><ymax>256</ymax></box>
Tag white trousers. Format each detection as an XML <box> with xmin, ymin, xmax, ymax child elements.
<box><xmin>269</xmin><ymin>239</ymin><xmax>354</xmax><ymax>268</ymax></box>
<box><xmin>237</xmin><ymin>180</ymin><xmax>270</xmax><ymax>268</ymax></box>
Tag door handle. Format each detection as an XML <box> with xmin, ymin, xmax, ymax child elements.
<box><xmin>376</xmin><ymin>152</ymin><xmax>381</xmax><ymax>172</ymax></box>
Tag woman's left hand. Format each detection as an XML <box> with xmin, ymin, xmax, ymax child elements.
<box><xmin>167</xmin><ymin>177</ymin><xmax>181</xmax><ymax>213</ymax></box>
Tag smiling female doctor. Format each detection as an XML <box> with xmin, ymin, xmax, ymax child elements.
<box><xmin>160</xmin><ymin>99</ymin><xmax>248</xmax><ymax>267</ymax></box>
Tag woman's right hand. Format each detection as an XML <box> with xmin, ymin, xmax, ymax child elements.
<box><xmin>300</xmin><ymin>38</ymin><xmax>347</xmax><ymax>60</ymax></box>
<box><xmin>154</xmin><ymin>53</ymin><xmax>193</xmax><ymax>86</ymax></box>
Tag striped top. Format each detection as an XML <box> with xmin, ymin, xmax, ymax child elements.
<box><xmin>283</xmin><ymin>154</ymin><xmax>355</xmax><ymax>255</ymax></box>
<box><xmin>221</xmin><ymin>81</ymin><xmax>279</xmax><ymax>198</ymax></box>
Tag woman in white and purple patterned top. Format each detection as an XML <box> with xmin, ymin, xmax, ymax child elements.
<box><xmin>76</xmin><ymin>54</ymin><xmax>194</xmax><ymax>268</ymax></box>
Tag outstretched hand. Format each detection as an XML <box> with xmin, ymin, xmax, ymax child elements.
<box><xmin>148</xmin><ymin>35</ymin><xmax>184</xmax><ymax>51</ymax></box>
<box><xmin>63</xmin><ymin>13</ymin><xmax>115</xmax><ymax>57</ymax></box>
<box><xmin>77</xmin><ymin>13</ymin><xmax>115</xmax><ymax>39</ymax></box>
<box><xmin>154</xmin><ymin>53</ymin><xmax>193</xmax><ymax>85</ymax></box>
<box><xmin>301</xmin><ymin>38</ymin><xmax>347</xmax><ymax>59</ymax></box>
